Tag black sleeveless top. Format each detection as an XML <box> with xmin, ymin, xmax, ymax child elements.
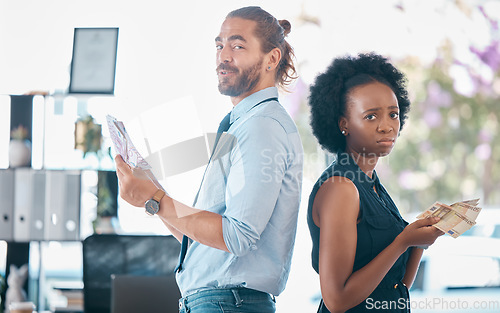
<box><xmin>307</xmin><ymin>153</ymin><xmax>411</xmax><ymax>313</ymax></box>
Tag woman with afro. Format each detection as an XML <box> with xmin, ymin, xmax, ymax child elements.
<box><xmin>307</xmin><ymin>53</ymin><xmax>443</xmax><ymax>313</ymax></box>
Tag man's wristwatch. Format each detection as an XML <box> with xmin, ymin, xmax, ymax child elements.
<box><xmin>144</xmin><ymin>189</ymin><xmax>166</xmax><ymax>216</ymax></box>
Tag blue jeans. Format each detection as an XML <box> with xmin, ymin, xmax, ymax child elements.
<box><xmin>178</xmin><ymin>288</ymin><xmax>276</xmax><ymax>313</ymax></box>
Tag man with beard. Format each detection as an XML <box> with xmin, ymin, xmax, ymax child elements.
<box><xmin>114</xmin><ymin>6</ymin><xmax>303</xmax><ymax>313</ymax></box>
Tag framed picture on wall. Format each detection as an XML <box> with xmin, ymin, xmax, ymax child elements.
<box><xmin>69</xmin><ymin>27</ymin><xmax>119</xmax><ymax>94</ymax></box>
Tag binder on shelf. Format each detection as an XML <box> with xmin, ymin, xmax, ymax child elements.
<box><xmin>30</xmin><ymin>170</ymin><xmax>46</xmax><ymax>241</ymax></box>
<box><xmin>45</xmin><ymin>170</ymin><xmax>81</xmax><ymax>241</ymax></box>
<box><xmin>0</xmin><ymin>169</ymin><xmax>15</xmax><ymax>241</ymax></box>
<box><xmin>13</xmin><ymin>168</ymin><xmax>33</xmax><ymax>242</ymax></box>
<box><xmin>64</xmin><ymin>171</ymin><xmax>82</xmax><ymax>241</ymax></box>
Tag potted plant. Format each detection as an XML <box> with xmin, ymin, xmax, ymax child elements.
<box><xmin>93</xmin><ymin>170</ymin><xmax>119</xmax><ymax>234</ymax></box>
<box><xmin>9</xmin><ymin>125</ymin><xmax>31</xmax><ymax>168</ymax></box>
<box><xmin>74</xmin><ymin>115</ymin><xmax>102</xmax><ymax>158</ymax></box>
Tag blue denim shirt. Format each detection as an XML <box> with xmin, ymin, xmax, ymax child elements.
<box><xmin>176</xmin><ymin>87</ymin><xmax>303</xmax><ymax>297</ymax></box>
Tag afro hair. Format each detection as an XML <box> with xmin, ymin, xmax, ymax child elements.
<box><xmin>308</xmin><ymin>52</ymin><xmax>411</xmax><ymax>154</ymax></box>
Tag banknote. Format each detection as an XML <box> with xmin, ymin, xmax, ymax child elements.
<box><xmin>417</xmin><ymin>200</ymin><xmax>480</xmax><ymax>238</ymax></box>
<box><xmin>106</xmin><ymin>115</ymin><xmax>165</xmax><ymax>191</ymax></box>
<box><xmin>106</xmin><ymin>115</ymin><xmax>151</xmax><ymax>170</ymax></box>
<box><xmin>454</xmin><ymin>198</ymin><xmax>480</xmax><ymax>206</ymax></box>
<box><xmin>450</xmin><ymin>201</ymin><xmax>482</xmax><ymax>221</ymax></box>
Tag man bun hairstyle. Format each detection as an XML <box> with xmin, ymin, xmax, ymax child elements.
<box><xmin>227</xmin><ymin>6</ymin><xmax>297</xmax><ymax>89</ymax></box>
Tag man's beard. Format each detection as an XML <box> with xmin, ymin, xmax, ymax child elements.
<box><xmin>217</xmin><ymin>60</ymin><xmax>262</xmax><ymax>97</ymax></box>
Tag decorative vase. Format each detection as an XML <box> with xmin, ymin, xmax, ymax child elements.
<box><xmin>8</xmin><ymin>139</ymin><xmax>31</xmax><ymax>168</ymax></box>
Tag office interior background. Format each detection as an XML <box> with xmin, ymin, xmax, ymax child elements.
<box><xmin>1</xmin><ymin>0</ymin><xmax>499</xmax><ymax>312</ymax></box>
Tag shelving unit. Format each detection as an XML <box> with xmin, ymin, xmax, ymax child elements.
<box><xmin>1</xmin><ymin>95</ymin><xmax>117</xmax><ymax>312</ymax></box>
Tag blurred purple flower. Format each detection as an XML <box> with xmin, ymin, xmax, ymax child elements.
<box><xmin>478</xmin><ymin>128</ymin><xmax>494</xmax><ymax>143</ymax></box>
<box><xmin>419</xmin><ymin>141</ymin><xmax>432</xmax><ymax>154</ymax></box>
<box><xmin>423</xmin><ymin>109</ymin><xmax>442</xmax><ymax>128</ymax></box>
<box><xmin>475</xmin><ymin>143</ymin><xmax>492</xmax><ymax>160</ymax></box>
<box><xmin>398</xmin><ymin>170</ymin><xmax>414</xmax><ymax>190</ymax></box>
<box><xmin>281</xmin><ymin>77</ymin><xmax>307</xmax><ymax>119</ymax></box>
<box><xmin>470</xmin><ymin>42</ymin><xmax>500</xmax><ymax>72</ymax></box>
<box><xmin>479</xmin><ymin>6</ymin><xmax>498</xmax><ymax>32</ymax></box>
<box><xmin>425</xmin><ymin>81</ymin><xmax>452</xmax><ymax>108</ymax></box>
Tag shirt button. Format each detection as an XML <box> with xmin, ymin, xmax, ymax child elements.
<box><xmin>394</xmin><ymin>283</ymin><xmax>398</xmax><ymax>289</ymax></box>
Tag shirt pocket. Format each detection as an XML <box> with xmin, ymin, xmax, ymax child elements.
<box><xmin>364</xmin><ymin>214</ymin><xmax>403</xmax><ymax>258</ymax></box>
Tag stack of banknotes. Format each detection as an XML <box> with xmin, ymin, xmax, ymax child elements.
<box><xmin>416</xmin><ymin>199</ymin><xmax>481</xmax><ymax>238</ymax></box>
<box><xmin>106</xmin><ymin>115</ymin><xmax>164</xmax><ymax>191</ymax></box>
<box><xmin>106</xmin><ymin>114</ymin><xmax>152</xmax><ymax>170</ymax></box>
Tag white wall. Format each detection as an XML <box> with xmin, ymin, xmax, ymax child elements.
<box><xmin>2</xmin><ymin>0</ymin><xmax>494</xmax><ymax>130</ymax></box>
<box><xmin>0</xmin><ymin>0</ymin><xmax>306</xmax><ymax>130</ymax></box>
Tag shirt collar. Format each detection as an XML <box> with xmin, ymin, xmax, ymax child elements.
<box><xmin>230</xmin><ymin>87</ymin><xmax>278</xmax><ymax>125</ymax></box>
<box><xmin>336</xmin><ymin>152</ymin><xmax>378</xmax><ymax>189</ymax></box>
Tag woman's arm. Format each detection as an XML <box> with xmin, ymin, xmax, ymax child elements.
<box><xmin>315</xmin><ymin>177</ymin><xmax>442</xmax><ymax>313</ymax></box>
<box><xmin>402</xmin><ymin>247</ymin><xmax>424</xmax><ymax>288</ymax></box>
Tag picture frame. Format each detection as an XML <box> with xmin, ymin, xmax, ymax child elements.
<box><xmin>69</xmin><ymin>27</ymin><xmax>119</xmax><ymax>94</ymax></box>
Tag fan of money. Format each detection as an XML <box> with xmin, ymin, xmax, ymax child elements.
<box><xmin>417</xmin><ymin>199</ymin><xmax>481</xmax><ymax>238</ymax></box>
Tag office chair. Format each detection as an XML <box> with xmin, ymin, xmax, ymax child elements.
<box><xmin>82</xmin><ymin>234</ymin><xmax>180</xmax><ymax>313</ymax></box>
